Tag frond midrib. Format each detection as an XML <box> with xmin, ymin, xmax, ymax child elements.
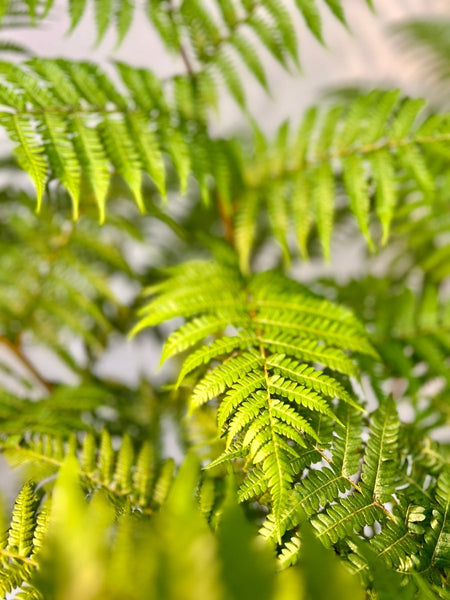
<box><xmin>250</xmin><ymin>301</ymin><xmax>288</xmax><ymax>538</ymax></box>
<box><xmin>1</xmin><ymin>443</ymin><xmax>153</xmax><ymax>514</ymax></box>
<box><xmin>0</xmin><ymin>546</ymin><xmax>38</xmax><ymax>567</ymax></box>
<box><xmin>245</xmin><ymin>131</ymin><xmax>450</xmax><ymax>188</ymax></box>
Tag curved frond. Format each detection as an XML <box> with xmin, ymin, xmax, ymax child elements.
<box><xmin>1</xmin><ymin>431</ymin><xmax>175</xmax><ymax>513</ymax></box>
<box><xmin>235</xmin><ymin>90</ymin><xmax>448</xmax><ymax>269</ymax></box>
<box><xmin>0</xmin><ymin>59</ymin><xmax>218</xmax><ymax>219</ymax></box>
<box><xmin>132</xmin><ymin>259</ymin><xmax>373</xmax><ymax>536</ymax></box>
<box><xmin>0</xmin><ymin>193</ymin><xmax>139</xmax><ymax>383</ymax></box>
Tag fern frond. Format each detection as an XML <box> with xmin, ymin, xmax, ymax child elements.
<box><xmin>1</xmin><ymin>431</ymin><xmax>175</xmax><ymax>513</ymax></box>
<box><xmin>258</xmin><ymin>397</ymin><xmax>433</xmax><ymax>583</ymax></box>
<box><xmin>235</xmin><ymin>90</ymin><xmax>450</xmax><ymax>268</ymax></box>
<box><xmin>133</xmin><ymin>259</ymin><xmax>372</xmax><ymax>536</ymax></box>
<box><xmin>313</xmin><ymin>493</ymin><xmax>386</xmax><ymax>547</ymax></box>
<box><xmin>260</xmin><ymin>397</ymin><xmax>447</xmax><ymax>594</ymax></box>
<box><xmin>0</xmin><ymin>482</ymin><xmax>42</xmax><ymax>598</ymax></box>
<box><xmin>0</xmin><ymin>59</ymin><xmax>219</xmax><ymax>219</ymax></box>
<box><xmin>260</xmin><ymin>402</ymin><xmax>363</xmax><ymax>545</ymax></box>
<box><xmin>360</xmin><ymin>397</ymin><xmax>400</xmax><ymax>503</ymax></box>
<box><xmin>0</xmin><ymin>193</ymin><xmax>138</xmax><ymax>383</ymax></box>
<box><xmin>312</xmin><ymin>398</ymin><xmax>399</xmax><ymax>544</ymax></box>
<box><xmin>0</xmin><ymin>113</ymin><xmax>47</xmax><ymax>210</ymax></box>
<box><xmin>165</xmin><ymin>0</ymin><xmax>354</xmax><ymax>103</ymax></box>
<box><xmin>3</xmin><ymin>1</ymin><xmax>354</xmax><ymax>98</ymax></box>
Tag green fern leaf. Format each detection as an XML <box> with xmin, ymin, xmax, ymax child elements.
<box><xmin>371</xmin><ymin>148</ymin><xmax>397</xmax><ymax>245</ymax></box>
<box><xmin>133</xmin><ymin>441</ymin><xmax>155</xmax><ymax>506</ymax></box>
<box><xmin>231</xmin><ymin>33</ymin><xmax>268</xmax><ymax>90</ymax></box>
<box><xmin>99</xmin><ymin>118</ymin><xmax>144</xmax><ymax>212</ymax></box>
<box><xmin>342</xmin><ymin>154</ymin><xmax>373</xmax><ymax>249</ymax></box>
<box><xmin>71</xmin><ymin>116</ymin><xmax>110</xmax><ymax>222</ymax></box>
<box><xmin>215</xmin><ymin>50</ymin><xmax>246</xmax><ymax>107</ymax></box>
<box><xmin>125</xmin><ymin>113</ymin><xmax>166</xmax><ymax>197</ymax></box>
<box><xmin>296</xmin><ymin>0</ymin><xmax>323</xmax><ymax>44</ymax></box>
<box><xmin>115</xmin><ymin>0</ymin><xmax>134</xmax><ymax>47</ymax></box>
<box><xmin>248</xmin><ymin>13</ymin><xmax>287</xmax><ymax>67</ymax></box>
<box><xmin>430</xmin><ymin>470</ymin><xmax>450</xmax><ymax>568</ymax></box>
<box><xmin>7</xmin><ymin>482</ymin><xmax>39</xmax><ymax>557</ymax></box>
<box><xmin>235</xmin><ymin>190</ymin><xmax>260</xmax><ymax>274</ymax></box>
<box><xmin>191</xmin><ymin>350</ymin><xmax>264</xmax><ymax>409</ymax></box>
<box><xmin>312</xmin><ymin>162</ymin><xmax>334</xmax><ymax>260</ymax></box>
<box><xmin>267</xmin><ymin>184</ymin><xmax>290</xmax><ymax>265</ymax></box>
<box><xmin>133</xmin><ymin>259</ymin><xmax>372</xmax><ymax>534</ymax></box>
<box><xmin>361</xmin><ymin>397</ymin><xmax>400</xmax><ymax>502</ymax></box>
<box><xmin>0</xmin><ymin>113</ymin><xmax>47</xmax><ymax>210</ymax></box>
<box><xmin>39</xmin><ymin>113</ymin><xmax>81</xmax><ymax>218</ymax></box>
<box><xmin>68</xmin><ymin>0</ymin><xmax>87</xmax><ymax>31</ymax></box>
<box><xmin>264</xmin><ymin>0</ymin><xmax>299</xmax><ymax>65</ymax></box>
<box><xmin>312</xmin><ymin>493</ymin><xmax>385</xmax><ymax>547</ymax></box>
<box><xmin>323</xmin><ymin>0</ymin><xmax>346</xmax><ymax>24</ymax></box>
<box><xmin>291</xmin><ymin>171</ymin><xmax>312</xmax><ymax>259</ymax></box>
<box><xmin>94</xmin><ymin>0</ymin><xmax>113</xmax><ymax>44</ymax></box>
<box><xmin>0</xmin><ymin>483</ymin><xmax>41</xmax><ymax>598</ymax></box>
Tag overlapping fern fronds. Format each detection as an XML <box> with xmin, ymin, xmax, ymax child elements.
<box><xmin>260</xmin><ymin>397</ymin><xmax>449</xmax><ymax>594</ymax></box>
<box><xmin>0</xmin><ymin>0</ymin><xmax>367</xmax><ymax>74</ymax></box>
<box><xmin>2</xmin><ymin>61</ymin><xmax>450</xmax><ymax>266</ymax></box>
<box><xmin>232</xmin><ymin>90</ymin><xmax>450</xmax><ymax>269</ymax></box>
<box><xmin>1</xmin><ymin>430</ymin><xmax>177</xmax><ymax>513</ymax></box>
<box><xmin>0</xmin><ymin>58</ymin><xmax>217</xmax><ymax>219</ymax></box>
<box><xmin>0</xmin><ymin>193</ymin><xmax>140</xmax><ymax>386</ymax></box>
<box><xmin>322</xmin><ymin>195</ymin><xmax>450</xmax><ymax>427</ymax></box>
<box><xmin>259</xmin><ymin>399</ymin><xmax>399</xmax><ymax>561</ymax></box>
<box><xmin>132</xmin><ymin>258</ymin><xmax>375</xmax><ymax>536</ymax></box>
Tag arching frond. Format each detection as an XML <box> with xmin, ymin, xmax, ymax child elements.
<box><xmin>0</xmin><ymin>193</ymin><xmax>139</xmax><ymax>384</ymax></box>
<box><xmin>132</xmin><ymin>259</ymin><xmax>374</xmax><ymax>536</ymax></box>
<box><xmin>1</xmin><ymin>430</ymin><xmax>176</xmax><ymax>512</ymax></box>
<box><xmin>0</xmin><ymin>59</ymin><xmax>220</xmax><ymax>219</ymax></box>
<box><xmin>235</xmin><ymin>90</ymin><xmax>449</xmax><ymax>269</ymax></box>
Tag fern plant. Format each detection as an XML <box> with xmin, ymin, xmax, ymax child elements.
<box><xmin>0</xmin><ymin>1</ymin><xmax>449</xmax><ymax>599</ymax></box>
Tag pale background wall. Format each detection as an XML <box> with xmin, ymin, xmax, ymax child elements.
<box><xmin>1</xmin><ymin>0</ymin><xmax>450</xmax><ymax>502</ymax></box>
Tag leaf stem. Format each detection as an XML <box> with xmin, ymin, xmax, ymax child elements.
<box><xmin>0</xmin><ymin>547</ymin><xmax>38</xmax><ymax>568</ymax></box>
<box><xmin>0</xmin><ymin>335</ymin><xmax>53</xmax><ymax>392</ymax></box>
